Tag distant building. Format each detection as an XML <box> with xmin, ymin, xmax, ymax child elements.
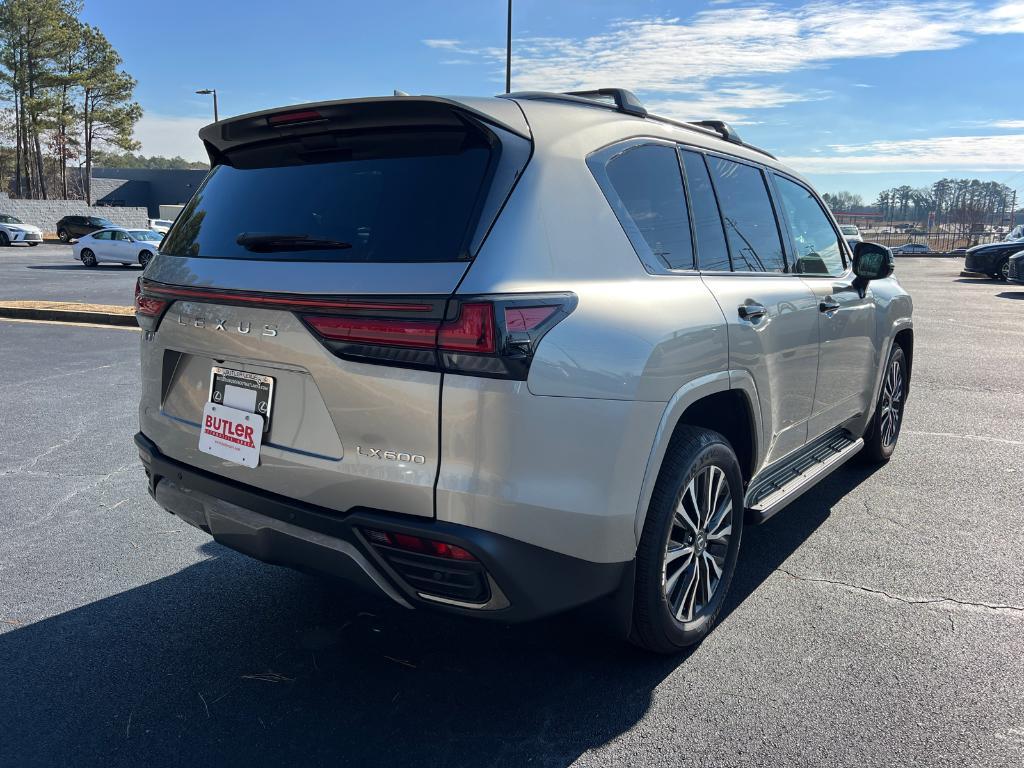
<box><xmin>91</xmin><ymin>168</ymin><xmax>208</xmax><ymax>217</ymax></box>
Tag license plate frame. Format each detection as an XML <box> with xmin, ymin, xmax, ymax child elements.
<box><xmin>208</xmin><ymin>367</ymin><xmax>275</xmax><ymax>432</ymax></box>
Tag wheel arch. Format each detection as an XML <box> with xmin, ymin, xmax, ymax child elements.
<box><xmin>633</xmin><ymin>371</ymin><xmax>761</xmax><ymax>543</ymax></box>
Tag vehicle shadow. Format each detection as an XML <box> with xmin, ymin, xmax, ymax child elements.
<box><xmin>996</xmin><ymin>291</ymin><xmax>1024</xmax><ymax>300</ymax></box>
<box><xmin>0</xmin><ymin>462</ymin><xmax>879</xmax><ymax>768</ymax></box>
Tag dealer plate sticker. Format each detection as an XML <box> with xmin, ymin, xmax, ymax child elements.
<box><xmin>198</xmin><ymin>402</ymin><xmax>265</xmax><ymax>468</ymax></box>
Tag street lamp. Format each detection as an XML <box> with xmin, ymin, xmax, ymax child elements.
<box><xmin>195</xmin><ymin>88</ymin><xmax>219</xmax><ymax>122</ymax></box>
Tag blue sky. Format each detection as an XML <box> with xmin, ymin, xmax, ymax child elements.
<box><xmin>83</xmin><ymin>0</ymin><xmax>1024</xmax><ymax>203</ymax></box>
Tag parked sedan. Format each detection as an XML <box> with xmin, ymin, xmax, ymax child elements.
<box><xmin>890</xmin><ymin>242</ymin><xmax>930</xmax><ymax>255</ymax></box>
<box><xmin>72</xmin><ymin>228</ymin><xmax>162</xmax><ymax>268</ymax></box>
<box><xmin>1006</xmin><ymin>250</ymin><xmax>1024</xmax><ymax>285</ymax></box>
<box><xmin>0</xmin><ymin>214</ymin><xmax>43</xmax><ymax>246</ymax></box>
<box><xmin>963</xmin><ymin>240</ymin><xmax>1024</xmax><ymax>280</ymax></box>
<box><xmin>55</xmin><ymin>215</ymin><xmax>116</xmax><ymax>242</ymax></box>
<box><xmin>147</xmin><ymin>218</ymin><xmax>175</xmax><ymax>235</ymax></box>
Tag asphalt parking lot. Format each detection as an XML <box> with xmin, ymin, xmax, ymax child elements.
<box><xmin>0</xmin><ymin>242</ymin><xmax>140</xmax><ymax>306</ymax></box>
<box><xmin>1</xmin><ymin>258</ymin><xmax>1022</xmax><ymax>767</ymax></box>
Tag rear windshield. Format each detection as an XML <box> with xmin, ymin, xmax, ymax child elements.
<box><xmin>161</xmin><ymin>135</ymin><xmax>493</xmax><ymax>262</ymax></box>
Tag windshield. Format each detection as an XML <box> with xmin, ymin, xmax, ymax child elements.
<box><xmin>89</xmin><ymin>217</ymin><xmax>114</xmax><ymax>227</ymax></box>
<box><xmin>161</xmin><ymin>132</ymin><xmax>493</xmax><ymax>262</ymax></box>
<box><xmin>0</xmin><ymin>214</ymin><xmax>23</xmax><ymax>224</ymax></box>
<box><xmin>129</xmin><ymin>230</ymin><xmax>162</xmax><ymax>241</ymax></box>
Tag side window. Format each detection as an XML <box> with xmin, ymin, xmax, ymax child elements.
<box><xmin>707</xmin><ymin>156</ymin><xmax>786</xmax><ymax>272</ymax></box>
<box><xmin>680</xmin><ymin>150</ymin><xmax>730</xmax><ymax>271</ymax></box>
<box><xmin>93</xmin><ymin>231</ymin><xmax>111</xmax><ymax>240</ymax></box>
<box><xmin>773</xmin><ymin>175</ymin><xmax>845</xmax><ymax>276</ymax></box>
<box><xmin>604</xmin><ymin>144</ymin><xmax>694</xmax><ymax>270</ymax></box>
<box><xmin>113</xmin><ymin>231</ymin><xmax>129</xmax><ymax>241</ymax></box>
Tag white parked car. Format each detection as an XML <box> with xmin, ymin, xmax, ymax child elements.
<box><xmin>72</xmin><ymin>228</ymin><xmax>163</xmax><ymax>268</ymax></box>
<box><xmin>0</xmin><ymin>214</ymin><xmax>43</xmax><ymax>246</ymax></box>
<box><xmin>147</xmin><ymin>218</ymin><xmax>175</xmax><ymax>235</ymax></box>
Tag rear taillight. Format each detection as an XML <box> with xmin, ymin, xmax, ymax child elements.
<box><xmin>302</xmin><ymin>295</ymin><xmax>574</xmax><ymax>380</ymax></box>
<box><xmin>134</xmin><ymin>278</ymin><xmax>169</xmax><ymax>330</ymax></box>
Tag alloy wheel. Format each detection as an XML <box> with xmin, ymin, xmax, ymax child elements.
<box><xmin>879</xmin><ymin>357</ymin><xmax>904</xmax><ymax>448</ymax></box>
<box><xmin>1000</xmin><ymin>260</ymin><xmax>1010</xmax><ymax>280</ymax></box>
<box><xmin>662</xmin><ymin>464</ymin><xmax>733</xmax><ymax>623</ymax></box>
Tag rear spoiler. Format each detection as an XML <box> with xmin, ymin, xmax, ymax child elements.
<box><xmin>198</xmin><ymin>95</ymin><xmax>531</xmax><ymax>163</ymax></box>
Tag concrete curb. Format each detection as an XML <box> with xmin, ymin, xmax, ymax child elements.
<box><xmin>0</xmin><ymin>303</ymin><xmax>138</xmax><ymax>327</ymax></box>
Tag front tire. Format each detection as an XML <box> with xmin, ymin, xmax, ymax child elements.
<box><xmin>80</xmin><ymin>249</ymin><xmax>97</xmax><ymax>267</ymax></box>
<box><xmin>57</xmin><ymin>229</ymin><xmax>70</xmax><ymax>243</ymax></box>
<box><xmin>994</xmin><ymin>259</ymin><xmax>1009</xmax><ymax>281</ymax></box>
<box><xmin>861</xmin><ymin>344</ymin><xmax>908</xmax><ymax>463</ymax></box>
<box><xmin>138</xmin><ymin>250</ymin><xmax>153</xmax><ymax>268</ymax></box>
<box><xmin>0</xmin><ymin>232</ymin><xmax>9</xmax><ymax>247</ymax></box>
<box><xmin>632</xmin><ymin>426</ymin><xmax>744</xmax><ymax>654</ymax></box>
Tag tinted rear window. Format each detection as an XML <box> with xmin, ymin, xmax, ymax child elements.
<box><xmin>162</xmin><ymin>136</ymin><xmax>492</xmax><ymax>262</ymax></box>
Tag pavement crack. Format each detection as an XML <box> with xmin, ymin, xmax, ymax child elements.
<box><xmin>776</xmin><ymin>568</ymin><xmax>1024</xmax><ymax>618</ymax></box>
<box><xmin>0</xmin><ymin>428</ymin><xmax>85</xmax><ymax>477</ymax></box>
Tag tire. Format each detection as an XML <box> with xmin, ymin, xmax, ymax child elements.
<box><xmin>138</xmin><ymin>250</ymin><xmax>153</xmax><ymax>268</ymax></box>
<box><xmin>0</xmin><ymin>232</ymin><xmax>9</xmax><ymax>247</ymax></box>
<box><xmin>80</xmin><ymin>249</ymin><xmax>97</xmax><ymax>267</ymax></box>
<box><xmin>57</xmin><ymin>229</ymin><xmax>70</xmax><ymax>243</ymax></box>
<box><xmin>861</xmin><ymin>344</ymin><xmax>908</xmax><ymax>463</ymax></box>
<box><xmin>994</xmin><ymin>259</ymin><xmax>1009</xmax><ymax>281</ymax></box>
<box><xmin>28</xmin><ymin>242</ymin><xmax>37</xmax><ymax>246</ymax></box>
<box><xmin>631</xmin><ymin>426</ymin><xmax>744</xmax><ymax>654</ymax></box>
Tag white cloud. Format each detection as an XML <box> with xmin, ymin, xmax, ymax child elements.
<box><xmin>993</xmin><ymin>119</ymin><xmax>1024</xmax><ymax>129</ymax></box>
<box><xmin>781</xmin><ymin>133</ymin><xmax>1024</xmax><ymax>173</ymax></box>
<box><xmin>133</xmin><ymin>113</ymin><xmax>210</xmax><ymax>161</ymax></box>
<box><xmin>647</xmin><ymin>84</ymin><xmax>825</xmax><ymax>123</ymax></box>
<box><xmin>423</xmin><ymin>1</ymin><xmax>1024</xmax><ymax>120</ymax></box>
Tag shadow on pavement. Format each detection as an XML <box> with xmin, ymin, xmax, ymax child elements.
<box><xmin>996</xmin><ymin>291</ymin><xmax>1024</xmax><ymax>300</ymax></box>
<box><xmin>0</xmin><ymin>462</ymin><xmax>878</xmax><ymax>767</ymax></box>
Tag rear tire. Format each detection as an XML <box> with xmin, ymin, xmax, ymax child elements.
<box><xmin>138</xmin><ymin>250</ymin><xmax>153</xmax><ymax>268</ymax></box>
<box><xmin>0</xmin><ymin>232</ymin><xmax>9</xmax><ymax>247</ymax></box>
<box><xmin>861</xmin><ymin>344</ymin><xmax>908</xmax><ymax>463</ymax></box>
<box><xmin>57</xmin><ymin>229</ymin><xmax>70</xmax><ymax>243</ymax></box>
<box><xmin>28</xmin><ymin>241</ymin><xmax>37</xmax><ymax>246</ymax></box>
<box><xmin>80</xmin><ymin>249</ymin><xmax>97</xmax><ymax>267</ymax></box>
<box><xmin>631</xmin><ymin>426</ymin><xmax>743</xmax><ymax>654</ymax></box>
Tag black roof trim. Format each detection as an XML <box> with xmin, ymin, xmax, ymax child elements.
<box><xmin>504</xmin><ymin>89</ymin><xmax>778</xmax><ymax>160</ymax></box>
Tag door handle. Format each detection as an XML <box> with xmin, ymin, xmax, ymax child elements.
<box><xmin>738</xmin><ymin>303</ymin><xmax>767</xmax><ymax>321</ymax></box>
<box><xmin>819</xmin><ymin>296</ymin><xmax>841</xmax><ymax>313</ymax></box>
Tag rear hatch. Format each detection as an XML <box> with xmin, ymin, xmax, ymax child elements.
<box><xmin>137</xmin><ymin>97</ymin><xmax>531</xmax><ymax>518</ymax></box>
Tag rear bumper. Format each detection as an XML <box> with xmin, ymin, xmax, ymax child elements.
<box><xmin>135</xmin><ymin>432</ymin><xmax>630</xmax><ymax>622</ymax></box>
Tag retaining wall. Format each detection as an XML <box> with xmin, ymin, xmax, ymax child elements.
<box><xmin>0</xmin><ymin>192</ymin><xmax>149</xmax><ymax>234</ymax></box>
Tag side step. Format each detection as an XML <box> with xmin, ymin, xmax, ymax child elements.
<box><xmin>745</xmin><ymin>430</ymin><xmax>863</xmax><ymax>524</ymax></box>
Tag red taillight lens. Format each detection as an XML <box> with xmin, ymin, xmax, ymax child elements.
<box><xmin>134</xmin><ymin>278</ymin><xmax>167</xmax><ymax>317</ymax></box>
<box><xmin>304</xmin><ymin>315</ymin><xmax>439</xmax><ymax>348</ymax></box>
<box><xmin>362</xmin><ymin>528</ymin><xmax>477</xmax><ymax>561</ymax></box>
<box><xmin>504</xmin><ymin>305</ymin><xmax>558</xmax><ymax>331</ymax></box>
<box><xmin>437</xmin><ymin>302</ymin><xmax>496</xmax><ymax>353</ymax></box>
<box><xmin>267</xmin><ymin>109</ymin><xmax>324</xmax><ymax>126</ymax></box>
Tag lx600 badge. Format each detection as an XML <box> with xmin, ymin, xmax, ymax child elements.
<box><xmin>356</xmin><ymin>446</ymin><xmax>426</xmax><ymax>464</ymax></box>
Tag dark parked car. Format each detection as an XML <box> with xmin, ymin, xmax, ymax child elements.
<box><xmin>963</xmin><ymin>240</ymin><xmax>1024</xmax><ymax>280</ymax></box>
<box><xmin>1006</xmin><ymin>249</ymin><xmax>1024</xmax><ymax>285</ymax></box>
<box><xmin>55</xmin><ymin>215</ymin><xmax>116</xmax><ymax>242</ymax></box>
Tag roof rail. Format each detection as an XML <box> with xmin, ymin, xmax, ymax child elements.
<box><xmin>502</xmin><ymin>89</ymin><xmax>777</xmax><ymax>160</ymax></box>
<box><xmin>562</xmin><ymin>88</ymin><xmax>648</xmax><ymax>117</ymax></box>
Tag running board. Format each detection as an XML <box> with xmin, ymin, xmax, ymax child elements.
<box><xmin>745</xmin><ymin>433</ymin><xmax>863</xmax><ymax>524</ymax></box>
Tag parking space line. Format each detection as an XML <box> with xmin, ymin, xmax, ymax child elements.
<box><xmin>0</xmin><ymin>317</ymin><xmax>140</xmax><ymax>332</ymax></box>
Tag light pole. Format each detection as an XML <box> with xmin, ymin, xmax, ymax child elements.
<box><xmin>195</xmin><ymin>88</ymin><xmax>219</xmax><ymax>122</ymax></box>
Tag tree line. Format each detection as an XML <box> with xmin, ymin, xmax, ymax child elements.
<box><xmin>824</xmin><ymin>178</ymin><xmax>1019</xmax><ymax>232</ymax></box>
<box><xmin>0</xmin><ymin>0</ymin><xmax>140</xmax><ymax>203</ymax></box>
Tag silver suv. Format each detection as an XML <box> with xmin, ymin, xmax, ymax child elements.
<box><xmin>134</xmin><ymin>89</ymin><xmax>913</xmax><ymax>653</ymax></box>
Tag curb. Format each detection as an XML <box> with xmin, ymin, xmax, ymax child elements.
<box><xmin>0</xmin><ymin>304</ymin><xmax>138</xmax><ymax>327</ymax></box>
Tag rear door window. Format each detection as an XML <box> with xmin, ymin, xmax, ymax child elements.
<box><xmin>680</xmin><ymin>150</ymin><xmax>730</xmax><ymax>271</ymax></box>
<box><xmin>707</xmin><ymin>156</ymin><xmax>786</xmax><ymax>273</ymax></box>
<box><xmin>604</xmin><ymin>144</ymin><xmax>694</xmax><ymax>270</ymax></box>
<box><xmin>161</xmin><ymin>132</ymin><xmax>494</xmax><ymax>263</ymax></box>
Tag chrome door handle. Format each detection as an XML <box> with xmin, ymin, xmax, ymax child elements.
<box><xmin>819</xmin><ymin>296</ymin><xmax>841</xmax><ymax>313</ymax></box>
<box><xmin>738</xmin><ymin>303</ymin><xmax>766</xmax><ymax>321</ymax></box>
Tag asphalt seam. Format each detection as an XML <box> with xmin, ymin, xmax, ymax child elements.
<box><xmin>775</xmin><ymin>568</ymin><xmax>1024</xmax><ymax>616</ymax></box>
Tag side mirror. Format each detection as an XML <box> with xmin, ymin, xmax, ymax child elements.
<box><xmin>853</xmin><ymin>242</ymin><xmax>894</xmax><ymax>281</ymax></box>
